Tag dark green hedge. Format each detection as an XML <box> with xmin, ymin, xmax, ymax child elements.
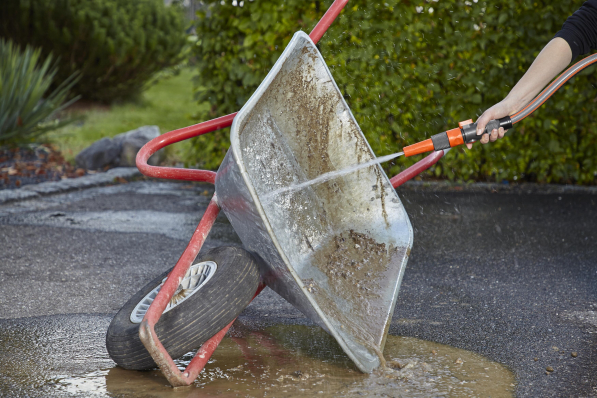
<box><xmin>0</xmin><ymin>0</ymin><xmax>186</xmax><ymax>102</ymax></box>
<box><xmin>191</xmin><ymin>0</ymin><xmax>596</xmax><ymax>184</ymax></box>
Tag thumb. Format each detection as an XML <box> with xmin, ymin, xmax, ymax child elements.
<box><xmin>476</xmin><ymin>112</ymin><xmax>492</xmax><ymax>136</ymax></box>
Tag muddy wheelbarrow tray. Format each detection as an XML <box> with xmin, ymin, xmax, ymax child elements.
<box><xmin>215</xmin><ymin>31</ymin><xmax>413</xmax><ymax>373</ymax></box>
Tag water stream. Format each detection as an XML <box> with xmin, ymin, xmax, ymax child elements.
<box><xmin>261</xmin><ymin>152</ymin><xmax>404</xmax><ymax>202</ymax></box>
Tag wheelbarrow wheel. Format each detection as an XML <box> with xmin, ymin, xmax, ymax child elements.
<box><xmin>106</xmin><ymin>246</ymin><xmax>260</xmax><ymax>370</ymax></box>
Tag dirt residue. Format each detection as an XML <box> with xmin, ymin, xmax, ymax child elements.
<box><xmin>375</xmin><ymin>172</ymin><xmax>390</xmax><ymax>226</ymax></box>
<box><xmin>306</xmin><ymin>230</ymin><xmax>398</xmax><ymax>348</ymax></box>
<box><xmin>237</xmin><ymin>35</ymin><xmax>393</xmax><ymax>241</ymax></box>
<box><xmin>316</xmin><ymin>229</ymin><xmax>390</xmax><ymax>301</ymax></box>
<box><xmin>280</xmin><ymin>48</ymin><xmax>340</xmax><ymax>179</ymax></box>
<box><xmin>240</xmin><ymin>37</ymin><xmax>371</xmax><ymax>182</ymax></box>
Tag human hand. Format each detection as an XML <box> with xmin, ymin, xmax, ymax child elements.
<box><xmin>467</xmin><ymin>100</ymin><xmax>513</xmax><ymax>149</ymax></box>
<box><xmin>466</xmin><ymin>38</ymin><xmax>572</xmax><ymax>149</ymax></box>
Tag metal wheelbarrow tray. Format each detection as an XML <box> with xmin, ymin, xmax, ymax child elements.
<box><xmin>216</xmin><ymin>31</ymin><xmax>413</xmax><ymax>373</ymax></box>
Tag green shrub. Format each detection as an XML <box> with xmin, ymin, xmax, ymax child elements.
<box><xmin>0</xmin><ymin>39</ymin><xmax>78</xmax><ymax>146</ymax></box>
<box><xmin>0</xmin><ymin>0</ymin><xmax>186</xmax><ymax>103</ymax></box>
<box><xmin>190</xmin><ymin>0</ymin><xmax>596</xmax><ymax>184</ymax></box>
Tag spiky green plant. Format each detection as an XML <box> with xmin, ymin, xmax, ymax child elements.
<box><xmin>0</xmin><ymin>39</ymin><xmax>78</xmax><ymax>146</ymax></box>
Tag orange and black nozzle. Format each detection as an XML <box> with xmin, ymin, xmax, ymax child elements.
<box><xmin>403</xmin><ymin>116</ymin><xmax>513</xmax><ymax>157</ymax></box>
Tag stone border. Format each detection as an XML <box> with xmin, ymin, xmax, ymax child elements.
<box><xmin>399</xmin><ymin>180</ymin><xmax>597</xmax><ymax>195</ymax></box>
<box><xmin>0</xmin><ymin>167</ymin><xmax>141</xmax><ymax>204</ymax></box>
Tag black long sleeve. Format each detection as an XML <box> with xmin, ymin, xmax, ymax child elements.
<box><xmin>554</xmin><ymin>0</ymin><xmax>597</xmax><ymax>60</ymax></box>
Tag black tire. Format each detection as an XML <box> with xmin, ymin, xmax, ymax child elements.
<box><xmin>106</xmin><ymin>246</ymin><xmax>260</xmax><ymax>370</ymax></box>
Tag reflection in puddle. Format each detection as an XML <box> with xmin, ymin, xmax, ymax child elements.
<box><xmin>58</xmin><ymin>325</ymin><xmax>515</xmax><ymax>397</ymax></box>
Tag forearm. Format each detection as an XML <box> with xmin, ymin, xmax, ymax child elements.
<box><xmin>503</xmin><ymin>38</ymin><xmax>572</xmax><ymax>115</ymax></box>
<box><xmin>474</xmin><ymin>1</ymin><xmax>597</xmax><ymax>145</ymax></box>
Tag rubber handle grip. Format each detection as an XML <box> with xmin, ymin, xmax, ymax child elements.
<box><xmin>462</xmin><ymin>117</ymin><xmax>512</xmax><ymax>144</ymax></box>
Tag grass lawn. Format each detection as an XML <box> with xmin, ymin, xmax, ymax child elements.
<box><xmin>48</xmin><ymin>68</ymin><xmax>200</xmax><ymax>164</ymax></box>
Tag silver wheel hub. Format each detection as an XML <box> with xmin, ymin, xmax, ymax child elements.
<box><xmin>130</xmin><ymin>261</ymin><xmax>217</xmax><ymax>324</ymax></box>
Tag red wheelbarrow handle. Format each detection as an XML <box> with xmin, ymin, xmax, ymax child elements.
<box><xmin>135</xmin><ymin>113</ymin><xmax>443</xmax><ymax>187</ymax></box>
<box><xmin>135</xmin><ymin>113</ymin><xmax>236</xmax><ymax>184</ymax></box>
<box><xmin>135</xmin><ymin>116</ymin><xmax>236</xmax><ymax>387</ymax></box>
<box><xmin>390</xmin><ymin>149</ymin><xmax>447</xmax><ymax>188</ymax></box>
<box><xmin>310</xmin><ymin>0</ymin><xmax>349</xmax><ymax>44</ymax></box>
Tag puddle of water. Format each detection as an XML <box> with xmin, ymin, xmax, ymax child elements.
<box><xmin>55</xmin><ymin>325</ymin><xmax>515</xmax><ymax>398</ymax></box>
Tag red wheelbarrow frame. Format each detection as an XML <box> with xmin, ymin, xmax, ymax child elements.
<box><xmin>134</xmin><ymin>0</ymin><xmax>446</xmax><ymax>387</ymax></box>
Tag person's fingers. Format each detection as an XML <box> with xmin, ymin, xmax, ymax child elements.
<box><xmin>489</xmin><ymin>128</ymin><xmax>499</xmax><ymax>142</ymax></box>
<box><xmin>480</xmin><ymin>132</ymin><xmax>490</xmax><ymax>144</ymax></box>
<box><xmin>476</xmin><ymin>112</ymin><xmax>492</xmax><ymax>136</ymax></box>
<box><xmin>466</xmin><ymin>143</ymin><xmax>473</xmax><ymax>150</ymax></box>
<box><xmin>498</xmin><ymin>127</ymin><xmax>505</xmax><ymax>139</ymax></box>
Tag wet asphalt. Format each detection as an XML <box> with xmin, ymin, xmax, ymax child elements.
<box><xmin>0</xmin><ymin>180</ymin><xmax>595</xmax><ymax>397</ymax></box>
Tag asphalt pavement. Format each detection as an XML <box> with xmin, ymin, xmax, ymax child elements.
<box><xmin>0</xmin><ymin>179</ymin><xmax>595</xmax><ymax>397</ymax></box>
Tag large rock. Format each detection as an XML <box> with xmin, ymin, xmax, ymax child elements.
<box><xmin>75</xmin><ymin>138</ymin><xmax>120</xmax><ymax>171</ymax></box>
<box><xmin>113</xmin><ymin>126</ymin><xmax>163</xmax><ymax>167</ymax></box>
<box><xmin>75</xmin><ymin>126</ymin><xmax>164</xmax><ymax>170</ymax></box>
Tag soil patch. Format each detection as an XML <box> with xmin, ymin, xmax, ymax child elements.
<box><xmin>0</xmin><ymin>144</ymin><xmax>87</xmax><ymax>190</ymax></box>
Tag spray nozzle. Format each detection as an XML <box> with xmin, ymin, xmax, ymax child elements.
<box><xmin>403</xmin><ymin>116</ymin><xmax>513</xmax><ymax>157</ymax></box>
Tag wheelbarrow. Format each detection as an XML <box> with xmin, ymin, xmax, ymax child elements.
<box><xmin>105</xmin><ymin>0</ymin><xmax>449</xmax><ymax>387</ymax></box>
